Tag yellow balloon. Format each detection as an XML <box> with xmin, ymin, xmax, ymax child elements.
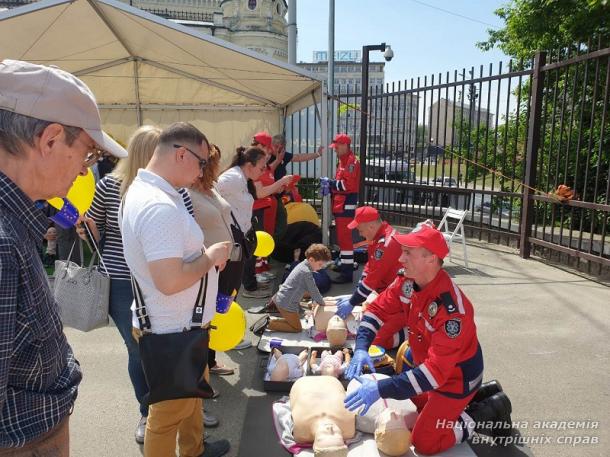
<box><xmin>209</xmin><ymin>301</ymin><xmax>246</xmax><ymax>352</ymax></box>
<box><xmin>47</xmin><ymin>197</ymin><xmax>64</xmax><ymax>210</ymax></box>
<box><xmin>254</xmin><ymin>231</ymin><xmax>275</xmax><ymax>257</ymax></box>
<box><xmin>285</xmin><ymin>202</ymin><xmax>320</xmax><ymax>226</ymax></box>
<box><xmin>66</xmin><ymin>169</ymin><xmax>95</xmax><ymax>215</ymax></box>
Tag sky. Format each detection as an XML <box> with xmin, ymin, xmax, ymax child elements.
<box><xmin>296</xmin><ymin>0</ymin><xmax>511</xmax><ymax>85</ymax></box>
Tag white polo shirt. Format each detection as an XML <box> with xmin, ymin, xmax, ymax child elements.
<box><xmin>121</xmin><ymin>169</ymin><xmax>218</xmax><ymax>334</ymax></box>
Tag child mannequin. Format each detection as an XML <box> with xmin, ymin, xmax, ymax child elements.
<box><xmin>309</xmin><ymin>349</ymin><xmax>351</xmax><ymax>378</ymax></box>
<box><xmin>266</xmin><ymin>348</ymin><xmax>308</xmax><ymax>381</ymax></box>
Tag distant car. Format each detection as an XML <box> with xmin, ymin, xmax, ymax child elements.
<box><xmin>433</xmin><ymin>177</ymin><xmax>458</xmax><ymax>187</ymax></box>
<box><xmin>475</xmin><ymin>201</ymin><xmax>519</xmax><ymax>217</ymax></box>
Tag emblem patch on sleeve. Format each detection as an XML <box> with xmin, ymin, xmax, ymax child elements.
<box><xmin>444</xmin><ymin>319</ymin><xmax>461</xmax><ymax>338</ymax></box>
<box><xmin>401</xmin><ymin>280</ymin><xmax>414</xmax><ymax>298</ymax></box>
<box><xmin>348</xmin><ymin>163</ymin><xmax>355</xmax><ymax>173</ymax></box>
<box><xmin>428</xmin><ymin>301</ymin><xmax>438</xmax><ymax>318</ymax></box>
<box><xmin>374</xmin><ymin>248</ymin><xmax>383</xmax><ymax>260</ymax></box>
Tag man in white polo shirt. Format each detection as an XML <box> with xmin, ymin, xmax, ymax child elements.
<box><xmin>121</xmin><ymin>122</ymin><xmax>231</xmax><ymax>457</ymax></box>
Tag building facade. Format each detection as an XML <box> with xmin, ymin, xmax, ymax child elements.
<box><xmin>429</xmin><ymin>98</ymin><xmax>495</xmax><ymax>148</ymax></box>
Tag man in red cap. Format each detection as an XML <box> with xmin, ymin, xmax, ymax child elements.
<box><xmin>334</xmin><ymin>206</ymin><xmax>402</xmax><ymax>319</ymax></box>
<box><xmin>321</xmin><ymin>133</ymin><xmax>360</xmax><ymax>283</ymax></box>
<box><xmin>344</xmin><ymin>224</ymin><xmax>512</xmax><ymax>455</ymax></box>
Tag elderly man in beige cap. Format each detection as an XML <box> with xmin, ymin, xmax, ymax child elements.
<box><xmin>0</xmin><ymin>59</ymin><xmax>126</xmax><ymax>456</ymax></box>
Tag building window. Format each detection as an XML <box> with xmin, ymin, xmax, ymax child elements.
<box><xmin>248</xmin><ymin>0</ymin><xmax>257</xmax><ymax>10</ymax></box>
<box><xmin>276</xmin><ymin>3</ymin><xmax>281</xmax><ymax>14</ymax></box>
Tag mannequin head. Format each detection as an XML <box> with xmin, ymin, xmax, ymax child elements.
<box><xmin>374</xmin><ymin>409</ymin><xmax>411</xmax><ymax>456</ymax></box>
<box><xmin>313</xmin><ymin>420</ymin><xmax>348</xmax><ymax>457</ymax></box>
<box><xmin>326</xmin><ymin>316</ymin><xmax>348</xmax><ymax>347</ymax></box>
<box><xmin>270</xmin><ymin>358</ymin><xmax>290</xmax><ymax>381</ymax></box>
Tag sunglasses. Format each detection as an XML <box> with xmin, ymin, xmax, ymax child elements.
<box><xmin>174</xmin><ymin>144</ymin><xmax>207</xmax><ymax>171</ymax></box>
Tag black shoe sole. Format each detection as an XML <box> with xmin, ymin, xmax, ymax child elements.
<box><xmin>471</xmin><ymin>379</ymin><xmax>503</xmax><ymax>404</ymax></box>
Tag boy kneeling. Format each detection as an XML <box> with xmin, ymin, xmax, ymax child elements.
<box><xmin>267</xmin><ymin>244</ymin><xmax>331</xmax><ymax>333</ymax></box>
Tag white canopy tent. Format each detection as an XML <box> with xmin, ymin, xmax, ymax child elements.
<box><xmin>0</xmin><ymin>0</ymin><xmax>325</xmax><ymax>157</ymax></box>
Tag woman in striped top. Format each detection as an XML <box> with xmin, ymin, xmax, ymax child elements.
<box><xmin>78</xmin><ymin>125</ymin><xmax>193</xmax><ymax>444</ymax></box>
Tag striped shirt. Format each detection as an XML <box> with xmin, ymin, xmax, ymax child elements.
<box><xmin>86</xmin><ymin>174</ymin><xmax>193</xmax><ymax>280</ymax></box>
<box><xmin>0</xmin><ymin>171</ymin><xmax>82</xmax><ymax>447</ymax></box>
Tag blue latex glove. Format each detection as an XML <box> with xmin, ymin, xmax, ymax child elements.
<box><xmin>344</xmin><ymin>376</ymin><xmax>380</xmax><ymax>415</ymax></box>
<box><xmin>345</xmin><ymin>349</ymin><xmax>376</xmax><ymax>380</ymax></box>
<box><xmin>320</xmin><ymin>177</ymin><xmax>330</xmax><ymax>197</ymax></box>
<box><xmin>335</xmin><ymin>297</ymin><xmax>354</xmax><ymax>320</ymax></box>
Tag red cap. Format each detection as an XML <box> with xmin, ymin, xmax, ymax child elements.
<box><xmin>347</xmin><ymin>206</ymin><xmax>379</xmax><ymax>229</ymax></box>
<box><xmin>392</xmin><ymin>224</ymin><xmax>449</xmax><ymax>259</ymax></box>
<box><xmin>330</xmin><ymin>133</ymin><xmax>351</xmax><ymax>148</ymax></box>
<box><xmin>253</xmin><ymin>131</ymin><xmax>273</xmax><ymax>148</ymax></box>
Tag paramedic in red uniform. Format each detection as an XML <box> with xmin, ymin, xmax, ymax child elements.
<box><xmin>334</xmin><ymin>207</ymin><xmax>402</xmax><ymax>334</ymax></box>
<box><xmin>323</xmin><ymin>133</ymin><xmax>360</xmax><ymax>283</ymax></box>
<box><xmin>344</xmin><ymin>224</ymin><xmax>513</xmax><ymax>454</ymax></box>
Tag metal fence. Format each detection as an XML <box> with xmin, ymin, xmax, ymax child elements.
<box><xmin>286</xmin><ymin>41</ymin><xmax>609</xmax><ymax>275</ymax></box>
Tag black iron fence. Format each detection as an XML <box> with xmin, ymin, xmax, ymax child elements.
<box><xmin>286</xmin><ymin>41</ymin><xmax>609</xmax><ymax>275</ymax></box>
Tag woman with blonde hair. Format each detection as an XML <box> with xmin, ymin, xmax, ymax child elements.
<box><xmin>78</xmin><ymin>125</ymin><xmax>194</xmax><ymax>444</ymax></box>
<box><xmin>189</xmin><ymin>144</ymin><xmax>243</xmax><ymax>374</ymax></box>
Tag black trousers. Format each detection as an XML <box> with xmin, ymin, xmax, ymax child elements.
<box><xmin>242</xmin><ymin>209</ymin><xmax>265</xmax><ymax>291</ymax></box>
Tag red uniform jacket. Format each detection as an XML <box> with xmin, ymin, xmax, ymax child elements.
<box><xmin>330</xmin><ymin>151</ymin><xmax>360</xmax><ymax>216</ymax></box>
<box><xmin>356</xmin><ymin>270</ymin><xmax>483</xmax><ymax>400</ymax></box>
<box><xmin>348</xmin><ymin>222</ymin><xmax>402</xmax><ymax>306</ymax></box>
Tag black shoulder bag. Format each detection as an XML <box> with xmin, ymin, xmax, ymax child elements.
<box><xmin>132</xmin><ymin>275</ymin><xmax>214</xmax><ymax>406</ymax></box>
<box><xmin>230</xmin><ymin>212</ymin><xmax>257</xmax><ymax>259</ymax></box>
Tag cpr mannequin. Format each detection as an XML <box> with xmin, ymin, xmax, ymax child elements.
<box><xmin>346</xmin><ymin>374</ymin><xmax>416</xmax><ymax>456</ymax></box>
<box><xmin>309</xmin><ymin>349</ymin><xmax>351</xmax><ymax>377</ymax></box>
<box><xmin>290</xmin><ymin>376</ymin><xmax>355</xmax><ymax>456</ymax></box>
<box><xmin>326</xmin><ymin>316</ymin><xmax>348</xmax><ymax>347</ymax></box>
<box><xmin>314</xmin><ymin>302</ymin><xmax>359</xmax><ymax>334</ymax></box>
<box><xmin>266</xmin><ymin>348</ymin><xmax>308</xmax><ymax>382</ymax></box>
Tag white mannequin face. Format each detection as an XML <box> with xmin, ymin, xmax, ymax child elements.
<box><xmin>326</xmin><ymin>316</ymin><xmax>348</xmax><ymax>347</ymax></box>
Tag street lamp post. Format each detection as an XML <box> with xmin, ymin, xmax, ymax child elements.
<box><xmin>358</xmin><ymin>42</ymin><xmax>392</xmax><ymax>205</ymax></box>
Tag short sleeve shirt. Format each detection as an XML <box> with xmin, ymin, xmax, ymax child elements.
<box><xmin>121</xmin><ymin>170</ymin><xmax>217</xmax><ymax>334</ymax></box>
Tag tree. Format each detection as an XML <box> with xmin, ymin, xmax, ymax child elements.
<box><xmin>478</xmin><ymin>0</ymin><xmax>610</xmax><ymax>60</ymax></box>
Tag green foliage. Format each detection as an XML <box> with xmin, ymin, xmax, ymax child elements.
<box><xmin>478</xmin><ymin>0</ymin><xmax>610</xmax><ymax>60</ymax></box>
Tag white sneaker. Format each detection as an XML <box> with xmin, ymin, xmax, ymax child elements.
<box><xmin>233</xmin><ymin>339</ymin><xmax>252</xmax><ymax>350</ymax></box>
<box><xmin>135</xmin><ymin>416</ymin><xmax>146</xmax><ymax>444</ymax></box>
<box><xmin>259</xmin><ymin>271</ymin><xmax>276</xmax><ymax>280</ymax></box>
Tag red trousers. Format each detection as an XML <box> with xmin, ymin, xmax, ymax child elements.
<box><xmin>409</xmin><ymin>390</ymin><xmax>475</xmax><ymax>455</ymax></box>
<box><xmin>335</xmin><ymin>216</ymin><xmax>354</xmax><ymax>277</ymax></box>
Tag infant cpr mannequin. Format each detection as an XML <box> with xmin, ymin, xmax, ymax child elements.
<box><xmin>326</xmin><ymin>316</ymin><xmax>348</xmax><ymax>347</ymax></box>
<box><xmin>346</xmin><ymin>374</ymin><xmax>418</xmax><ymax>434</ymax></box>
<box><xmin>309</xmin><ymin>349</ymin><xmax>351</xmax><ymax>377</ymax></box>
<box><xmin>267</xmin><ymin>348</ymin><xmax>308</xmax><ymax>382</ymax></box>
<box><xmin>314</xmin><ymin>302</ymin><xmax>359</xmax><ymax>333</ymax></box>
<box><xmin>290</xmin><ymin>376</ymin><xmax>355</xmax><ymax>456</ymax></box>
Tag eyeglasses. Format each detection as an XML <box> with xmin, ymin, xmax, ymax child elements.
<box><xmin>84</xmin><ymin>149</ymin><xmax>105</xmax><ymax>167</ymax></box>
<box><xmin>174</xmin><ymin>144</ymin><xmax>207</xmax><ymax>171</ymax></box>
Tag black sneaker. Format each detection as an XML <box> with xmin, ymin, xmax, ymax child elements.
<box><xmin>199</xmin><ymin>439</ymin><xmax>230</xmax><ymax>457</ymax></box>
<box><xmin>467</xmin><ymin>391</ymin><xmax>513</xmax><ymax>438</ymax></box>
<box><xmin>250</xmin><ymin>315</ymin><xmax>270</xmax><ymax>336</ymax></box>
<box><xmin>470</xmin><ymin>380</ymin><xmax>503</xmax><ymax>404</ymax></box>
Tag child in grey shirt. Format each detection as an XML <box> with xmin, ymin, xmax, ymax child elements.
<box><xmin>267</xmin><ymin>244</ymin><xmax>331</xmax><ymax>333</ymax></box>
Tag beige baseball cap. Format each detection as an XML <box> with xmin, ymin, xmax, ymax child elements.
<box><xmin>0</xmin><ymin>59</ymin><xmax>127</xmax><ymax>158</ymax></box>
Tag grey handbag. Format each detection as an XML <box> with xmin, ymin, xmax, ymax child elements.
<box><xmin>53</xmin><ymin>230</ymin><xmax>110</xmax><ymax>332</ymax></box>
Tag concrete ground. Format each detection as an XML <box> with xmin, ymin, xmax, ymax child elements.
<box><xmin>65</xmin><ymin>240</ymin><xmax>609</xmax><ymax>457</ymax></box>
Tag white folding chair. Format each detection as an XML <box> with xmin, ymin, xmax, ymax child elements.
<box><xmin>438</xmin><ymin>207</ymin><xmax>469</xmax><ymax>267</ymax></box>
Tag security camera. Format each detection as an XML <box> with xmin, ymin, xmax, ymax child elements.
<box><xmin>383</xmin><ymin>45</ymin><xmax>394</xmax><ymax>62</ymax></box>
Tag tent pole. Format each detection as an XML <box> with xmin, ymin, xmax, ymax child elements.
<box><xmin>133</xmin><ymin>59</ymin><xmax>142</xmax><ymax>126</ymax></box>
<box><xmin>320</xmin><ymin>84</ymin><xmax>330</xmax><ymax>246</ymax></box>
